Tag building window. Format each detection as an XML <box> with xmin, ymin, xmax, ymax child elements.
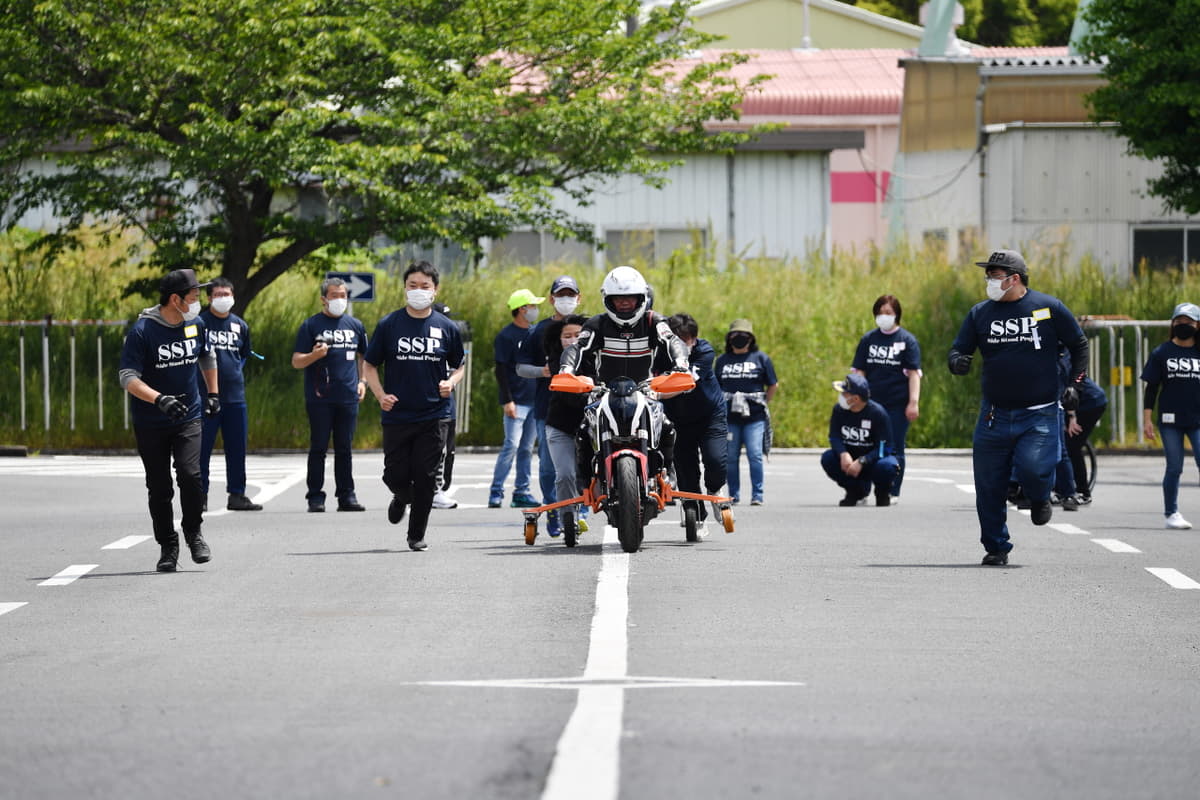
<box><xmin>604</xmin><ymin>228</ymin><xmax>707</xmax><ymax>267</ymax></box>
<box><xmin>1132</xmin><ymin>227</ymin><xmax>1200</xmax><ymax>274</ymax></box>
<box><xmin>490</xmin><ymin>232</ymin><xmax>592</xmax><ymax>267</ymax></box>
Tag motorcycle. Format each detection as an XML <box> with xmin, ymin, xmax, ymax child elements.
<box><xmin>520</xmin><ymin>371</ymin><xmax>735</xmax><ymax>553</ymax></box>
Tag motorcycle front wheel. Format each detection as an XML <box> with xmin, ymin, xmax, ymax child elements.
<box><xmin>614</xmin><ymin>456</ymin><xmax>643</xmax><ymax>553</ymax></box>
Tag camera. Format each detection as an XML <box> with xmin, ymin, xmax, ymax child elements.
<box><xmin>316</xmin><ymin>330</ymin><xmax>335</xmax><ymax>347</ymax></box>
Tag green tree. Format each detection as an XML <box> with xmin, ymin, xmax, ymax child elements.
<box><xmin>848</xmin><ymin>0</ymin><xmax>1079</xmax><ymax>46</ymax></box>
<box><xmin>1081</xmin><ymin>0</ymin><xmax>1200</xmax><ymax>214</ymax></box>
<box><xmin>0</xmin><ymin>0</ymin><xmax>757</xmax><ymax>311</ymax></box>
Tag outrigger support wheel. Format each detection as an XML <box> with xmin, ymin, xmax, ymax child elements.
<box><xmin>523</xmin><ymin>513</ymin><xmax>539</xmax><ymax>546</ymax></box>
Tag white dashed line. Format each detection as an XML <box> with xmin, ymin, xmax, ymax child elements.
<box><xmin>1145</xmin><ymin>568</ymin><xmax>1200</xmax><ymax>589</ymax></box>
<box><xmin>102</xmin><ymin>535</ymin><xmax>152</xmax><ymax>550</ymax></box>
<box><xmin>955</xmin><ymin>484</ymin><xmax>975</xmax><ymax>494</ymax></box>
<box><xmin>0</xmin><ymin>602</ymin><xmax>28</xmax><ymax>617</ymax></box>
<box><xmin>1049</xmin><ymin>523</ymin><xmax>1090</xmax><ymax>535</ymax></box>
<box><xmin>1091</xmin><ymin>539</ymin><xmax>1142</xmax><ymax>554</ymax></box>
<box><xmin>38</xmin><ymin>565</ymin><xmax>98</xmax><ymax>586</ymax></box>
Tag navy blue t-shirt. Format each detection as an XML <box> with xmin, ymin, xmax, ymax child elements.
<box><xmin>199</xmin><ymin>309</ymin><xmax>251</xmax><ymax>405</ymax></box>
<box><xmin>950</xmin><ymin>289</ymin><xmax>1085</xmax><ymax>409</ymax></box>
<box><xmin>714</xmin><ymin>350</ymin><xmax>778</xmax><ymax>422</ymax></box>
<box><xmin>293</xmin><ymin>313</ymin><xmax>367</xmax><ymax>404</ymax></box>
<box><xmin>852</xmin><ymin>327</ymin><xmax>921</xmax><ymax>409</ymax></box>
<box><xmin>662</xmin><ymin>338</ymin><xmax>727</xmax><ymax>426</ymax></box>
<box><xmin>365</xmin><ymin>309</ymin><xmax>465</xmax><ymax>424</ymax></box>
<box><xmin>1141</xmin><ymin>341</ymin><xmax>1200</xmax><ymax>428</ymax></box>
<box><xmin>120</xmin><ymin>314</ymin><xmax>211</xmax><ymax>428</ymax></box>
<box><xmin>518</xmin><ymin>317</ymin><xmax>556</xmax><ymax>419</ymax></box>
<box><xmin>494</xmin><ymin>321</ymin><xmax>536</xmax><ymax>406</ymax></box>
<box><xmin>828</xmin><ymin>399</ymin><xmax>895</xmax><ymax>464</ymax></box>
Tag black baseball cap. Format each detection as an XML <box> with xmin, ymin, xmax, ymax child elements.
<box><xmin>833</xmin><ymin>373</ymin><xmax>870</xmax><ymax>400</ymax></box>
<box><xmin>159</xmin><ymin>268</ymin><xmax>211</xmax><ymax>295</ymax></box>
<box><xmin>975</xmin><ymin>249</ymin><xmax>1028</xmax><ymax>276</ymax></box>
<box><xmin>550</xmin><ymin>275</ymin><xmax>580</xmax><ymax>295</ymax></box>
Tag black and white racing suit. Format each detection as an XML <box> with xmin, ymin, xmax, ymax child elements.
<box><xmin>560</xmin><ymin>310</ymin><xmax>690</xmax><ymax>484</ymax></box>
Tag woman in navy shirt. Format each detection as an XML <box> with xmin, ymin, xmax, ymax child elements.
<box><xmin>714</xmin><ymin>318</ymin><xmax>778</xmax><ymax>505</ymax></box>
<box><xmin>851</xmin><ymin>294</ymin><xmax>921</xmax><ymax>502</ymax></box>
<box><xmin>1141</xmin><ymin>302</ymin><xmax>1200</xmax><ymax>530</ymax></box>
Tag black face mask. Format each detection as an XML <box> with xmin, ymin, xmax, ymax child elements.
<box><xmin>729</xmin><ymin>334</ymin><xmax>751</xmax><ymax>349</ymax></box>
<box><xmin>1172</xmin><ymin>323</ymin><xmax>1197</xmax><ymax>341</ymax></box>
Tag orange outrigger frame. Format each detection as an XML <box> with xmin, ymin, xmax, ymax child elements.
<box><xmin>521</xmin><ymin>371</ymin><xmax>736</xmax><ymax>544</ymax></box>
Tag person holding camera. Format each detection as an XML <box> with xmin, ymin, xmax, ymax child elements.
<box><xmin>820</xmin><ymin>374</ymin><xmax>898</xmax><ymax>507</ymax></box>
<box><xmin>291</xmin><ymin>277</ymin><xmax>368</xmax><ymax>513</ymax></box>
<box><xmin>119</xmin><ymin>268</ymin><xmax>219</xmax><ymax>572</ymax></box>
<box><xmin>948</xmin><ymin>249</ymin><xmax>1088</xmax><ymax>566</ymax></box>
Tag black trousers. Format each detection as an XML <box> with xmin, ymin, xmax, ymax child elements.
<box><xmin>673</xmin><ymin>409</ymin><xmax>728</xmax><ymax>520</ymax></box>
<box><xmin>134</xmin><ymin>420</ymin><xmax>204</xmax><ymax>544</ymax></box>
<box><xmin>1066</xmin><ymin>405</ymin><xmax>1105</xmax><ymax>496</ymax></box>
<box><xmin>382</xmin><ymin>419</ymin><xmax>447</xmax><ymax>541</ymax></box>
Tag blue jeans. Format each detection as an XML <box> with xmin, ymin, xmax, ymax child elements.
<box><xmin>973</xmin><ymin>404</ymin><xmax>1060</xmax><ymax>555</ymax></box>
<box><xmin>489</xmin><ymin>404</ymin><xmax>536</xmax><ymax>502</ymax></box>
<box><xmin>535</xmin><ymin>417</ymin><xmax>556</xmax><ymax>508</ymax></box>
<box><xmin>727</xmin><ymin>417</ymin><xmax>765</xmax><ymax>502</ymax></box>
<box><xmin>305</xmin><ymin>402</ymin><xmax>358</xmax><ymax>504</ymax></box>
<box><xmin>200</xmin><ymin>402</ymin><xmax>248</xmax><ymax>495</ymax></box>
<box><xmin>1158</xmin><ymin>424</ymin><xmax>1200</xmax><ymax>516</ymax></box>
<box><xmin>883</xmin><ymin>404</ymin><xmax>910</xmax><ymax>497</ymax></box>
<box><xmin>820</xmin><ymin>450</ymin><xmax>899</xmax><ymax>497</ymax></box>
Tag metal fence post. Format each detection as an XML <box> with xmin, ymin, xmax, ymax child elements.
<box><xmin>18</xmin><ymin>325</ymin><xmax>26</xmax><ymax>431</ymax></box>
<box><xmin>97</xmin><ymin>328</ymin><xmax>104</xmax><ymax>431</ymax></box>
<box><xmin>41</xmin><ymin>316</ymin><xmax>51</xmax><ymax>431</ymax></box>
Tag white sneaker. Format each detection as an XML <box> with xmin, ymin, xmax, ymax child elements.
<box><xmin>431</xmin><ymin>490</ymin><xmax>458</xmax><ymax>510</ymax></box>
<box><xmin>1165</xmin><ymin>512</ymin><xmax>1192</xmax><ymax>530</ymax></box>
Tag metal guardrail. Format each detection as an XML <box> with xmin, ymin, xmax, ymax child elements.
<box><xmin>1079</xmin><ymin>318</ymin><xmax>1171</xmax><ymax>446</ymax></box>
<box><xmin>0</xmin><ymin>317</ymin><xmax>129</xmax><ymax>431</ymax></box>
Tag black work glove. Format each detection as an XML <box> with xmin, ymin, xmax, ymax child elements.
<box><xmin>1060</xmin><ymin>385</ymin><xmax>1080</xmax><ymax>412</ymax></box>
<box><xmin>204</xmin><ymin>393</ymin><xmax>221</xmax><ymax>417</ymax></box>
<box><xmin>155</xmin><ymin>393</ymin><xmax>189</xmax><ymax>422</ymax></box>
<box><xmin>948</xmin><ymin>350</ymin><xmax>973</xmax><ymax>375</ymax></box>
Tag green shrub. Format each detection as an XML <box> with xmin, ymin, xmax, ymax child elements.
<box><xmin>1</xmin><ymin>227</ymin><xmax>1197</xmax><ymax>451</ymax></box>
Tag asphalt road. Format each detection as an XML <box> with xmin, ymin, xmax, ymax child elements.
<box><xmin>2</xmin><ymin>450</ymin><xmax>1198</xmax><ymax>800</ymax></box>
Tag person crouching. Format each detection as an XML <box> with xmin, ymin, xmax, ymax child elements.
<box><xmin>820</xmin><ymin>374</ymin><xmax>899</xmax><ymax>507</ymax></box>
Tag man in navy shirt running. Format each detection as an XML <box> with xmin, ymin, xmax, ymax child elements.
<box><xmin>199</xmin><ymin>277</ymin><xmax>261</xmax><ymax>512</ymax></box>
<box><xmin>820</xmin><ymin>374</ymin><xmax>899</xmax><ymax>506</ymax></box>
<box><xmin>119</xmin><ymin>268</ymin><xmax>220</xmax><ymax>572</ymax></box>
<box><xmin>949</xmin><ymin>249</ymin><xmax>1088</xmax><ymax>566</ymax></box>
<box><xmin>292</xmin><ymin>277</ymin><xmax>368</xmax><ymax>513</ymax></box>
<box><xmin>364</xmin><ymin>261</ymin><xmax>466</xmax><ymax>551</ymax></box>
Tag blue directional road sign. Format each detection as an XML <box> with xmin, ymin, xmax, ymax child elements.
<box><xmin>324</xmin><ymin>271</ymin><xmax>375</xmax><ymax>303</ymax></box>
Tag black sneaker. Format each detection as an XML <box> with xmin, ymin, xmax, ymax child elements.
<box><xmin>388</xmin><ymin>496</ymin><xmax>407</xmax><ymax>525</ymax></box>
<box><xmin>875</xmin><ymin>488</ymin><xmax>891</xmax><ymax>507</ymax></box>
<box><xmin>184</xmin><ymin>531</ymin><xmax>211</xmax><ymax>564</ymax></box>
<box><xmin>1062</xmin><ymin>494</ymin><xmax>1079</xmax><ymax>511</ymax></box>
<box><xmin>337</xmin><ymin>499</ymin><xmax>366</xmax><ymax>512</ymax></box>
<box><xmin>981</xmin><ymin>551</ymin><xmax>1008</xmax><ymax>566</ymax></box>
<box><xmin>839</xmin><ymin>489</ymin><xmax>866</xmax><ymax>507</ymax></box>
<box><xmin>1030</xmin><ymin>500</ymin><xmax>1052</xmax><ymax>525</ymax></box>
<box><xmin>156</xmin><ymin>541</ymin><xmax>179</xmax><ymax>572</ymax></box>
<box><xmin>307</xmin><ymin>502</ymin><xmax>325</xmax><ymax>513</ymax></box>
<box><xmin>227</xmin><ymin>493</ymin><xmax>262</xmax><ymax>511</ymax></box>
<box><xmin>407</xmin><ymin>538</ymin><xmax>428</xmax><ymax>551</ymax></box>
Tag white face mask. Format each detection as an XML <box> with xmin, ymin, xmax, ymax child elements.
<box><xmin>837</xmin><ymin>394</ymin><xmax>852</xmax><ymax>410</ymax></box>
<box><xmin>875</xmin><ymin>314</ymin><xmax>896</xmax><ymax>332</ymax></box>
<box><xmin>553</xmin><ymin>296</ymin><xmax>579</xmax><ymax>316</ymax></box>
<box><xmin>407</xmin><ymin>289</ymin><xmax>435</xmax><ymax>311</ymax></box>
<box><xmin>182</xmin><ymin>300</ymin><xmax>201</xmax><ymax>321</ymax></box>
<box><xmin>986</xmin><ymin>277</ymin><xmax>1009</xmax><ymax>302</ymax></box>
<box><xmin>326</xmin><ymin>297</ymin><xmax>348</xmax><ymax>317</ymax></box>
<box><xmin>524</xmin><ymin>307</ymin><xmax>540</xmax><ymax>324</ymax></box>
<box><xmin>211</xmin><ymin>296</ymin><xmax>235</xmax><ymax>315</ymax></box>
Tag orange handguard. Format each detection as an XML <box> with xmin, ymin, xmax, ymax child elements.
<box><xmin>550</xmin><ymin>373</ymin><xmax>595</xmax><ymax>393</ymax></box>
<box><xmin>649</xmin><ymin>371</ymin><xmax>696</xmax><ymax>394</ymax></box>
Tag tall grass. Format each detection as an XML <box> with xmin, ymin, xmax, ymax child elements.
<box><xmin>2</xmin><ymin>227</ymin><xmax>1199</xmax><ymax>452</ymax></box>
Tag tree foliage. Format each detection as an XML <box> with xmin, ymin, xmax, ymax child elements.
<box><xmin>1081</xmin><ymin>0</ymin><xmax>1200</xmax><ymax>214</ymax></box>
<box><xmin>0</xmin><ymin>0</ymin><xmax>757</xmax><ymax>310</ymax></box>
<box><xmin>848</xmin><ymin>0</ymin><xmax>1079</xmax><ymax>46</ymax></box>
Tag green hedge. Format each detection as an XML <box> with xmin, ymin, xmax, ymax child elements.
<box><xmin>1</xmin><ymin>230</ymin><xmax>1196</xmax><ymax>452</ymax></box>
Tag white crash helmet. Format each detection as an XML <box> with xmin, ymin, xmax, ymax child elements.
<box><xmin>601</xmin><ymin>265</ymin><xmax>650</xmax><ymax>326</ymax></box>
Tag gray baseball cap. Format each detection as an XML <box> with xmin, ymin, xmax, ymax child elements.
<box><xmin>975</xmin><ymin>249</ymin><xmax>1028</xmax><ymax>276</ymax></box>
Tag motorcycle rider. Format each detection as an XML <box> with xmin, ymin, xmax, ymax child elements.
<box><xmin>559</xmin><ymin>265</ymin><xmax>690</xmax><ymax>487</ymax></box>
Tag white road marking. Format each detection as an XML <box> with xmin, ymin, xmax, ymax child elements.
<box><xmin>1091</xmin><ymin>539</ymin><xmax>1142</xmax><ymax>554</ymax></box>
<box><xmin>39</xmin><ymin>564</ymin><xmax>98</xmax><ymax>586</ymax></box>
<box><xmin>1049</xmin><ymin>523</ymin><xmax>1090</xmax><ymax>535</ymax></box>
<box><xmin>0</xmin><ymin>602</ymin><xmax>28</xmax><ymax>617</ymax></box>
<box><xmin>182</xmin><ymin>465</ymin><xmax>306</xmax><ymax>522</ymax></box>
<box><xmin>1146</xmin><ymin>568</ymin><xmax>1200</xmax><ymax>590</ymax></box>
<box><xmin>955</xmin><ymin>484</ymin><xmax>975</xmax><ymax>494</ymax></box>
<box><xmin>102</xmin><ymin>535</ymin><xmax>151</xmax><ymax>550</ymax></box>
<box><xmin>908</xmin><ymin>477</ymin><xmax>956</xmax><ymax>484</ymax></box>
